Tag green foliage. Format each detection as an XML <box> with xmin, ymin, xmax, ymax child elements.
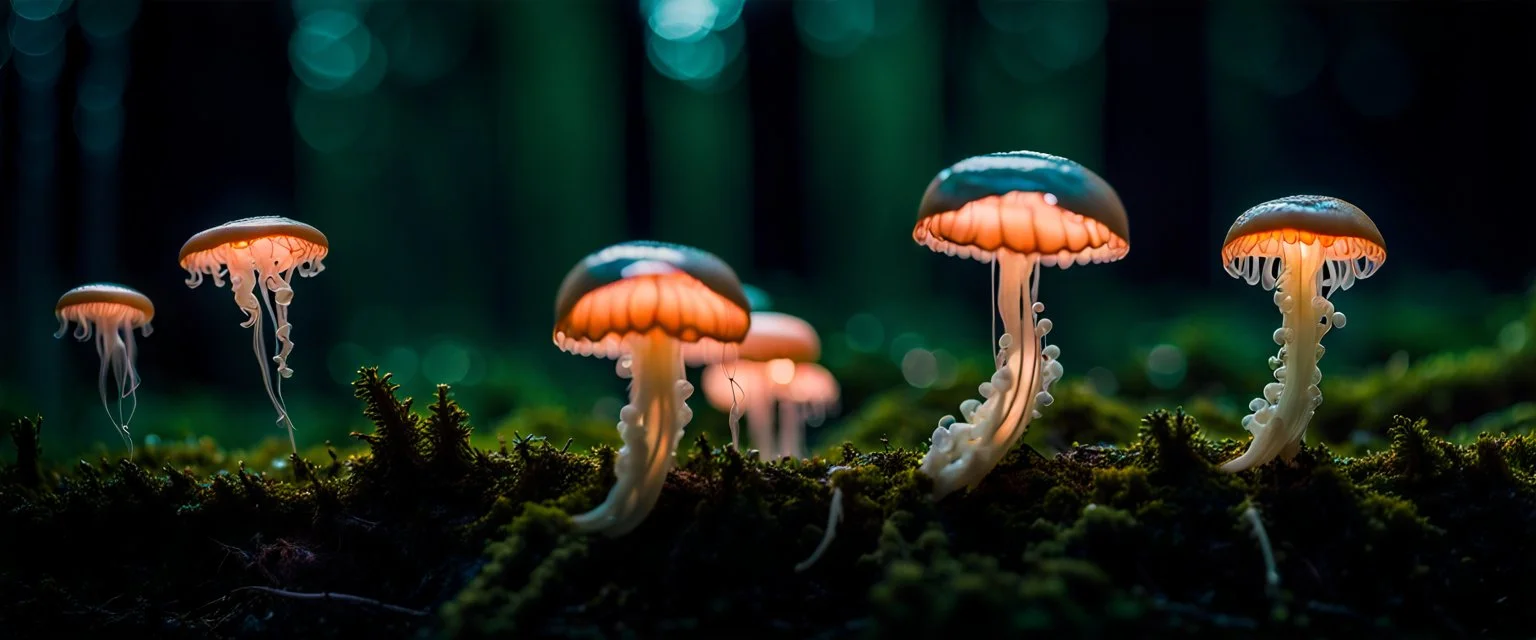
<box><xmin>5</xmin><ymin>368</ymin><xmax>1536</xmax><ymax>637</ymax></box>
<box><xmin>350</xmin><ymin>367</ymin><xmax>427</xmax><ymax>482</ymax></box>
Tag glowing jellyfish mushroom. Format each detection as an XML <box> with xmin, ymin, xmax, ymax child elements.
<box><xmin>689</xmin><ymin>311</ymin><xmax>839</xmax><ymax>459</ymax></box>
<box><xmin>913</xmin><ymin>150</ymin><xmax>1130</xmax><ymax>500</ymax></box>
<box><xmin>55</xmin><ymin>284</ymin><xmax>154</xmax><ymax>452</ymax></box>
<box><xmin>554</xmin><ymin>241</ymin><xmax>751</xmax><ymax>536</ymax></box>
<box><xmin>1219</xmin><ymin>195</ymin><xmax>1386</xmax><ymax>472</ymax></box>
<box><xmin>179</xmin><ymin>216</ymin><xmax>329</xmax><ymax>455</ymax></box>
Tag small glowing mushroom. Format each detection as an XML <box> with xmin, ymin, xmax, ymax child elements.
<box><xmin>555</xmin><ymin>240</ymin><xmax>751</xmax><ymax>536</ymax></box>
<box><xmin>913</xmin><ymin>150</ymin><xmax>1130</xmax><ymax>500</ymax></box>
<box><xmin>179</xmin><ymin>216</ymin><xmax>329</xmax><ymax>455</ymax></box>
<box><xmin>1218</xmin><ymin>195</ymin><xmax>1385</xmax><ymax>472</ymax></box>
<box><xmin>690</xmin><ymin>311</ymin><xmax>840</xmax><ymax>458</ymax></box>
<box><xmin>55</xmin><ymin>283</ymin><xmax>154</xmax><ymax>452</ymax></box>
<box><xmin>780</xmin><ymin>362</ymin><xmax>839</xmax><ymax>458</ymax></box>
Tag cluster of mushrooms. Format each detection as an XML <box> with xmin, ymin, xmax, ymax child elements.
<box><xmin>53</xmin><ymin>149</ymin><xmax>1387</xmax><ymax>543</ymax></box>
<box><xmin>550</xmin><ymin>150</ymin><xmax>1385</xmax><ymax>537</ymax></box>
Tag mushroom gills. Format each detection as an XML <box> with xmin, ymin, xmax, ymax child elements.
<box><xmin>572</xmin><ymin>332</ymin><xmax>693</xmax><ymax>537</ymax></box>
<box><xmin>1222</xmin><ymin>241</ymin><xmax>1351</xmax><ymax>472</ymax></box>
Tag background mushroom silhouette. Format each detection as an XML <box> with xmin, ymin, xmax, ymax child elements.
<box><xmin>554</xmin><ymin>240</ymin><xmax>751</xmax><ymax>536</ymax></box>
<box><xmin>179</xmin><ymin>216</ymin><xmax>329</xmax><ymax>456</ymax></box>
<box><xmin>913</xmin><ymin>150</ymin><xmax>1130</xmax><ymax>500</ymax></box>
<box><xmin>1218</xmin><ymin>195</ymin><xmax>1386</xmax><ymax>472</ymax></box>
<box><xmin>689</xmin><ymin>311</ymin><xmax>839</xmax><ymax>459</ymax></box>
<box><xmin>54</xmin><ymin>283</ymin><xmax>154</xmax><ymax>453</ymax></box>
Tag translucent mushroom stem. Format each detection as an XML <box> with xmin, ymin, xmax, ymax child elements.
<box><xmin>920</xmin><ymin>250</ymin><xmax>1064</xmax><ymax>499</ymax></box>
<box><xmin>230</xmin><ymin>266</ymin><xmax>298</xmax><ymax>455</ymax></box>
<box><xmin>59</xmin><ymin>311</ymin><xmax>147</xmax><ymax>455</ymax></box>
<box><xmin>1222</xmin><ymin>240</ymin><xmax>1344</xmax><ymax>472</ymax></box>
<box><xmin>572</xmin><ymin>332</ymin><xmax>693</xmax><ymax>537</ymax></box>
<box><xmin>747</xmin><ymin>391</ymin><xmax>774</xmax><ymax>458</ymax></box>
<box><xmin>988</xmin><ymin>250</ymin><xmax>1042</xmax><ymax>452</ymax></box>
<box><xmin>777</xmin><ymin>401</ymin><xmax>803</xmax><ymax>460</ymax></box>
<box><xmin>93</xmin><ymin>320</ymin><xmax>143</xmax><ymax>454</ymax></box>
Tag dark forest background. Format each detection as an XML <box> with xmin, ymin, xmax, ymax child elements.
<box><xmin>2</xmin><ymin>0</ymin><xmax>1533</xmax><ymax>452</ymax></box>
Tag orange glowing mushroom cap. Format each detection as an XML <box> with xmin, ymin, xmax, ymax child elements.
<box><xmin>913</xmin><ymin>150</ymin><xmax>1130</xmax><ymax>266</ymax></box>
<box><xmin>178</xmin><ymin>216</ymin><xmax>329</xmax><ymax>267</ymax></box>
<box><xmin>1220</xmin><ymin>195</ymin><xmax>1386</xmax><ymax>266</ymax></box>
<box><xmin>785</xmin><ymin>362</ymin><xmax>839</xmax><ymax>404</ymax></box>
<box><xmin>683</xmin><ymin>311</ymin><xmax>820</xmax><ymax>366</ymax></box>
<box><xmin>55</xmin><ymin>283</ymin><xmax>155</xmax><ymax>326</ymax></box>
<box><xmin>554</xmin><ymin>241</ymin><xmax>752</xmax><ymax>359</ymax></box>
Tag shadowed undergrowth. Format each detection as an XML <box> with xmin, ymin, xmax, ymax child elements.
<box><xmin>3</xmin><ymin>367</ymin><xmax>1535</xmax><ymax>639</ymax></box>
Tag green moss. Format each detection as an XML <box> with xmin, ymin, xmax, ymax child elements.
<box><xmin>825</xmin><ymin>378</ymin><xmax>1145</xmax><ymax>457</ymax></box>
<box><xmin>4</xmin><ymin>368</ymin><xmax>1536</xmax><ymax>637</ymax></box>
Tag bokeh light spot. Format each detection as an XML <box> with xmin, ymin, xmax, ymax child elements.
<box><xmin>1498</xmin><ymin>321</ymin><xmax>1527</xmax><ymax>354</ymax></box>
<box><xmin>289</xmin><ymin>10</ymin><xmax>375</xmax><ymax>91</ymax></box>
<box><xmin>8</xmin><ymin>13</ymin><xmax>67</xmax><ymax>56</ymax></box>
<box><xmin>10</xmin><ymin>0</ymin><xmax>68</xmax><ymax>21</ymax></box>
<box><xmin>845</xmin><ymin>313</ymin><xmax>885</xmax><ymax>353</ymax></box>
<box><xmin>932</xmin><ymin>349</ymin><xmax>959</xmax><ymax>388</ymax></box>
<box><xmin>901</xmin><ymin>348</ymin><xmax>939</xmax><ymax>389</ymax></box>
<box><xmin>647</xmin><ymin>27</ymin><xmax>736</xmax><ymax>87</ymax></box>
<box><xmin>1145</xmin><ymin>343</ymin><xmax>1186</xmax><ymax>390</ymax></box>
<box><xmin>647</xmin><ymin>0</ymin><xmax>719</xmax><ymax>43</ymax></box>
<box><xmin>793</xmin><ymin>0</ymin><xmax>874</xmax><ymax>58</ymax></box>
<box><xmin>73</xmin><ymin>104</ymin><xmax>124</xmax><ymax>153</ymax></box>
<box><xmin>14</xmin><ymin>49</ymin><xmax>65</xmax><ymax>84</ymax></box>
<box><xmin>889</xmin><ymin>331</ymin><xmax>925</xmax><ymax>364</ymax></box>
<box><xmin>1085</xmin><ymin>366</ymin><xmax>1118</xmax><ymax>396</ymax></box>
<box><xmin>78</xmin><ymin>65</ymin><xmax>127</xmax><ymax>110</ymax></box>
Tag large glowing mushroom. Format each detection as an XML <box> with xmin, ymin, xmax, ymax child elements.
<box><xmin>913</xmin><ymin>150</ymin><xmax>1130</xmax><ymax>500</ymax></box>
<box><xmin>1218</xmin><ymin>195</ymin><xmax>1385</xmax><ymax>472</ymax></box>
<box><xmin>179</xmin><ymin>216</ymin><xmax>329</xmax><ymax>455</ymax></box>
<box><xmin>55</xmin><ymin>283</ymin><xmax>154</xmax><ymax>453</ymax></box>
<box><xmin>555</xmin><ymin>240</ymin><xmax>751</xmax><ymax>536</ymax></box>
<box><xmin>690</xmin><ymin>311</ymin><xmax>839</xmax><ymax>458</ymax></box>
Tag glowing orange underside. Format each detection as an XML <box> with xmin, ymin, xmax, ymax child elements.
<box><xmin>913</xmin><ymin>192</ymin><xmax>1126</xmax><ymax>256</ymax></box>
<box><xmin>557</xmin><ymin>273</ymin><xmax>750</xmax><ymax>346</ymax></box>
<box><xmin>1221</xmin><ymin>229</ymin><xmax>1387</xmax><ymax>264</ymax></box>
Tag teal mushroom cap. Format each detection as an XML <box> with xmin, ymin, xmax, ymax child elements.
<box><xmin>914</xmin><ymin>150</ymin><xmax>1130</xmax><ymax>266</ymax></box>
<box><xmin>553</xmin><ymin>240</ymin><xmax>752</xmax><ymax>358</ymax></box>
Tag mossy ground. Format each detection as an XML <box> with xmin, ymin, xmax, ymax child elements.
<box><xmin>3</xmin><ymin>365</ymin><xmax>1536</xmax><ymax>639</ymax></box>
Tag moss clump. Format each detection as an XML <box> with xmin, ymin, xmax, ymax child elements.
<box><xmin>0</xmin><ymin>367</ymin><xmax>539</xmax><ymax>638</ymax></box>
<box><xmin>4</xmin><ymin>369</ymin><xmax>1536</xmax><ymax>637</ymax></box>
<box><xmin>826</xmin><ymin>378</ymin><xmax>1144</xmax><ymax>457</ymax></box>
